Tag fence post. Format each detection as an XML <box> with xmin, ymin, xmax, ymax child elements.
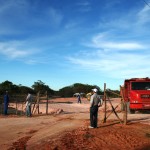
<box><xmin>0</xmin><ymin>97</ymin><xmax>3</xmax><ymax>115</ymax></box>
<box><xmin>120</xmin><ymin>86</ymin><xmax>127</xmax><ymax>125</ymax></box>
<box><xmin>123</xmin><ymin>102</ymin><xmax>127</xmax><ymax>125</ymax></box>
<box><xmin>103</xmin><ymin>83</ymin><xmax>107</xmax><ymax>123</ymax></box>
<box><xmin>21</xmin><ymin>102</ymin><xmax>24</xmax><ymax>115</ymax></box>
<box><xmin>15</xmin><ymin>96</ymin><xmax>18</xmax><ymax>115</ymax></box>
<box><xmin>37</xmin><ymin>92</ymin><xmax>40</xmax><ymax>114</ymax></box>
<box><xmin>46</xmin><ymin>91</ymin><xmax>48</xmax><ymax>115</ymax></box>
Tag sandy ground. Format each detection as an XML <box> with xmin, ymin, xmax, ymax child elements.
<box><xmin>0</xmin><ymin>97</ymin><xmax>150</xmax><ymax>150</ymax></box>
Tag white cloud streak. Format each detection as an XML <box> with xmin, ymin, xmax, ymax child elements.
<box><xmin>67</xmin><ymin>4</ymin><xmax>150</xmax><ymax>79</ymax></box>
<box><xmin>0</xmin><ymin>40</ymin><xmax>42</xmax><ymax>65</ymax></box>
<box><xmin>0</xmin><ymin>40</ymin><xmax>55</xmax><ymax>65</ymax></box>
<box><xmin>0</xmin><ymin>0</ymin><xmax>63</xmax><ymax>35</ymax></box>
<box><xmin>0</xmin><ymin>41</ymin><xmax>32</xmax><ymax>59</ymax></box>
<box><xmin>90</xmin><ymin>33</ymin><xmax>145</xmax><ymax>50</ymax></box>
<box><xmin>67</xmin><ymin>49</ymin><xmax>150</xmax><ymax>79</ymax></box>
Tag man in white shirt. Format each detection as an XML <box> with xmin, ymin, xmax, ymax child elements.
<box><xmin>89</xmin><ymin>88</ymin><xmax>102</xmax><ymax>128</ymax></box>
<box><xmin>25</xmin><ymin>93</ymin><xmax>33</xmax><ymax>117</ymax></box>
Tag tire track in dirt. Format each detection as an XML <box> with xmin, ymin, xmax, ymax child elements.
<box><xmin>8</xmin><ymin>136</ymin><xmax>32</xmax><ymax>150</ymax></box>
<box><xmin>26</xmin><ymin>116</ymin><xmax>86</xmax><ymax>150</ymax></box>
<box><xmin>7</xmin><ymin>130</ymin><xmax>38</xmax><ymax>150</ymax></box>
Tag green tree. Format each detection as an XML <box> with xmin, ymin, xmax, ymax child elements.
<box><xmin>0</xmin><ymin>80</ymin><xmax>35</xmax><ymax>95</ymax></box>
<box><xmin>0</xmin><ymin>80</ymin><xmax>19</xmax><ymax>94</ymax></box>
<box><xmin>32</xmin><ymin>80</ymin><xmax>54</xmax><ymax>95</ymax></box>
<box><xmin>58</xmin><ymin>83</ymin><xmax>103</xmax><ymax>97</ymax></box>
<box><xmin>59</xmin><ymin>86</ymin><xmax>74</xmax><ymax>97</ymax></box>
<box><xmin>19</xmin><ymin>85</ymin><xmax>35</xmax><ymax>94</ymax></box>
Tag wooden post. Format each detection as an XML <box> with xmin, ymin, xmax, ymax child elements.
<box><xmin>120</xmin><ymin>86</ymin><xmax>127</xmax><ymax>125</ymax></box>
<box><xmin>0</xmin><ymin>97</ymin><xmax>3</xmax><ymax>115</ymax></box>
<box><xmin>103</xmin><ymin>83</ymin><xmax>107</xmax><ymax>123</ymax></box>
<box><xmin>21</xmin><ymin>102</ymin><xmax>23</xmax><ymax>115</ymax></box>
<box><xmin>32</xmin><ymin>95</ymin><xmax>37</xmax><ymax>114</ymax></box>
<box><xmin>46</xmin><ymin>91</ymin><xmax>48</xmax><ymax>115</ymax></box>
<box><xmin>32</xmin><ymin>92</ymin><xmax>40</xmax><ymax>114</ymax></box>
<box><xmin>37</xmin><ymin>92</ymin><xmax>40</xmax><ymax>114</ymax></box>
<box><xmin>0</xmin><ymin>97</ymin><xmax>2</xmax><ymax>114</ymax></box>
<box><xmin>123</xmin><ymin>102</ymin><xmax>127</xmax><ymax>125</ymax></box>
<box><xmin>16</xmin><ymin>99</ymin><xmax>18</xmax><ymax>115</ymax></box>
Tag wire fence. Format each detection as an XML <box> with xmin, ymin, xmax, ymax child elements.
<box><xmin>0</xmin><ymin>94</ymin><xmax>42</xmax><ymax>116</ymax></box>
<box><xmin>0</xmin><ymin>94</ymin><xmax>86</xmax><ymax>116</ymax></box>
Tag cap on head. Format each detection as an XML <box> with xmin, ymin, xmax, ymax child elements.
<box><xmin>92</xmin><ymin>88</ymin><xmax>98</xmax><ymax>93</ymax></box>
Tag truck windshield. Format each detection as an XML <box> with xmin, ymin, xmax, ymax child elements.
<box><xmin>131</xmin><ymin>82</ymin><xmax>150</xmax><ymax>90</ymax></box>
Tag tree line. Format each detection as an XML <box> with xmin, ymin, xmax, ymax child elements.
<box><xmin>0</xmin><ymin>80</ymin><xmax>120</xmax><ymax>98</ymax></box>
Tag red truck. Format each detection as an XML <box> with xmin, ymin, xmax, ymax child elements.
<box><xmin>121</xmin><ymin>78</ymin><xmax>150</xmax><ymax>113</ymax></box>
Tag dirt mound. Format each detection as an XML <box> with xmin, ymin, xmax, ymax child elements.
<box><xmin>32</xmin><ymin>122</ymin><xmax>150</xmax><ymax>150</ymax></box>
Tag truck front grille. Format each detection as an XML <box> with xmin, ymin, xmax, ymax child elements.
<box><xmin>141</xmin><ymin>94</ymin><xmax>150</xmax><ymax>103</ymax></box>
<box><xmin>141</xmin><ymin>94</ymin><xmax>150</xmax><ymax>98</ymax></box>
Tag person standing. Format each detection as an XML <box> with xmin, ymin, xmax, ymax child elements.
<box><xmin>4</xmin><ymin>91</ymin><xmax>9</xmax><ymax>115</ymax></box>
<box><xmin>25</xmin><ymin>93</ymin><xmax>33</xmax><ymax>117</ymax></box>
<box><xmin>86</xmin><ymin>92</ymin><xmax>92</xmax><ymax>101</ymax></box>
<box><xmin>77</xmin><ymin>93</ymin><xmax>82</xmax><ymax>103</ymax></box>
<box><xmin>89</xmin><ymin>88</ymin><xmax>102</xmax><ymax>128</ymax></box>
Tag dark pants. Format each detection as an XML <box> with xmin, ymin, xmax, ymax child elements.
<box><xmin>4</xmin><ymin>103</ymin><xmax>8</xmax><ymax>115</ymax></box>
<box><xmin>90</xmin><ymin>105</ymin><xmax>98</xmax><ymax>128</ymax></box>
<box><xmin>26</xmin><ymin>105</ymin><xmax>31</xmax><ymax>117</ymax></box>
<box><xmin>78</xmin><ymin>98</ymin><xmax>81</xmax><ymax>103</ymax></box>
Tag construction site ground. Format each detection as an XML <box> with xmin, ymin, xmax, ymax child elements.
<box><xmin>0</xmin><ymin>97</ymin><xmax>150</xmax><ymax>150</ymax></box>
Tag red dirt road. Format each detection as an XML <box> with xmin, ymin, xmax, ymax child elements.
<box><xmin>0</xmin><ymin>98</ymin><xmax>150</xmax><ymax>150</ymax></box>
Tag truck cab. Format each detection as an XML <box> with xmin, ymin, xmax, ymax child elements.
<box><xmin>123</xmin><ymin>78</ymin><xmax>150</xmax><ymax>113</ymax></box>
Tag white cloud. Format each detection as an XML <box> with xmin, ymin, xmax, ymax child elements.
<box><xmin>0</xmin><ymin>40</ymin><xmax>55</xmax><ymax>65</ymax></box>
<box><xmin>0</xmin><ymin>1</ymin><xmax>63</xmax><ymax>35</ymax></box>
<box><xmin>97</xmin><ymin>3</ymin><xmax>150</xmax><ymax>37</ymax></box>
<box><xmin>0</xmin><ymin>41</ymin><xmax>35</xmax><ymax>59</ymax></box>
<box><xmin>3</xmin><ymin>48</ymin><xmax>29</xmax><ymax>59</ymax></box>
<box><xmin>67</xmin><ymin>49</ymin><xmax>150</xmax><ymax>79</ymax></box>
<box><xmin>64</xmin><ymin>3</ymin><xmax>150</xmax><ymax>79</ymax></box>
<box><xmin>67</xmin><ymin>16</ymin><xmax>150</xmax><ymax>79</ymax></box>
<box><xmin>137</xmin><ymin>5</ymin><xmax>150</xmax><ymax>24</ymax></box>
<box><xmin>84</xmin><ymin>33</ymin><xmax>146</xmax><ymax>51</ymax></box>
<box><xmin>0</xmin><ymin>0</ymin><xmax>27</xmax><ymax>13</ymax></box>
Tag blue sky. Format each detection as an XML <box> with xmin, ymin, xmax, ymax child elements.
<box><xmin>0</xmin><ymin>0</ymin><xmax>150</xmax><ymax>91</ymax></box>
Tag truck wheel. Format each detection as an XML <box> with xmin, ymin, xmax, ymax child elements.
<box><xmin>129</xmin><ymin>109</ymin><xmax>135</xmax><ymax>114</ymax></box>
